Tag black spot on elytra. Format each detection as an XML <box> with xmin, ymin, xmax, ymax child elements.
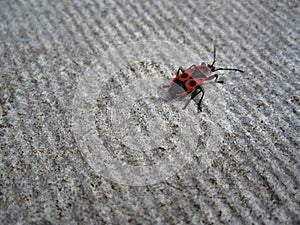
<box><xmin>181</xmin><ymin>73</ymin><xmax>188</xmax><ymax>78</ymax></box>
<box><xmin>189</xmin><ymin>80</ymin><xmax>196</xmax><ymax>86</ymax></box>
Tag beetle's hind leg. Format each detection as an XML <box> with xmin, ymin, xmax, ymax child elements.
<box><xmin>196</xmin><ymin>85</ymin><xmax>205</xmax><ymax>112</ymax></box>
<box><xmin>183</xmin><ymin>85</ymin><xmax>205</xmax><ymax>112</ymax></box>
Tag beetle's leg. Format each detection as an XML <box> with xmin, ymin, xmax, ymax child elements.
<box><xmin>207</xmin><ymin>74</ymin><xmax>224</xmax><ymax>83</ymax></box>
<box><xmin>182</xmin><ymin>85</ymin><xmax>204</xmax><ymax>112</ymax></box>
<box><xmin>197</xmin><ymin>85</ymin><xmax>205</xmax><ymax>112</ymax></box>
<box><xmin>182</xmin><ymin>91</ymin><xmax>198</xmax><ymax>110</ymax></box>
<box><xmin>176</xmin><ymin>67</ymin><xmax>185</xmax><ymax>76</ymax></box>
<box><xmin>177</xmin><ymin>65</ymin><xmax>197</xmax><ymax>76</ymax></box>
<box><xmin>183</xmin><ymin>64</ymin><xmax>197</xmax><ymax>72</ymax></box>
<box><xmin>186</xmin><ymin>64</ymin><xmax>197</xmax><ymax>70</ymax></box>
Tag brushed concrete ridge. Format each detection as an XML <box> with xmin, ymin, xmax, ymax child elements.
<box><xmin>0</xmin><ymin>0</ymin><xmax>299</xmax><ymax>224</ymax></box>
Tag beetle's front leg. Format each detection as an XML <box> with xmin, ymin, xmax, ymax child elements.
<box><xmin>207</xmin><ymin>74</ymin><xmax>224</xmax><ymax>83</ymax></box>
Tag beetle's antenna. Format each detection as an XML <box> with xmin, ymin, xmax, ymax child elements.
<box><xmin>208</xmin><ymin>46</ymin><xmax>244</xmax><ymax>73</ymax></box>
<box><xmin>214</xmin><ymin>67</ymin><xmax>244</xmax><ymax>73</ymax></box>
<box><xmin>210</xmin><ymin>46</ymin><xmax>216</xmax><ymax>66</ymax></box>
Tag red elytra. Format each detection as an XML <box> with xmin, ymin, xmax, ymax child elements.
<box><xmin>165</xmin><ymin>47</ymin><xmax>244</xmax><ymax>112</ymax></box>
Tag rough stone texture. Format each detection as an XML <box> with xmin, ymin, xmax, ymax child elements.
<box><xmin>0</xmin><ymin>0</ymin><xmax>299</xmax><ymax>224</ymax></box>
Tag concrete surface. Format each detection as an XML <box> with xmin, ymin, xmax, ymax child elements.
<box><xmin>0</xmin><ymin>0</ymin><xmax>299</xmax><ymax>224</ymax></box>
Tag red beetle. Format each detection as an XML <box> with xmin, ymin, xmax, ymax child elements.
<box><xmin>165</xmin><ymin>47</ymin><xmax>244</xmax><ymax>112</ymax></box>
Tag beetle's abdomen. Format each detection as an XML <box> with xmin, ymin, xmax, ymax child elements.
<box><xmin>169</xmin><ymin>79</ymin><xmax>187</xmax><ymax>96</ymax></box>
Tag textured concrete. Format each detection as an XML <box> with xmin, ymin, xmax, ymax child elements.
<box><xmin>0</xmin><ymin>0</ymin><xmax>299</xmax><ymax>224</ymax></box>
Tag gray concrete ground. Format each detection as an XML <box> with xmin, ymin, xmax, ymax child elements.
<box><xmin>0</xmin><ymin>0</ymin><xmax>299</xmax><ymax>224</ymax></box>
